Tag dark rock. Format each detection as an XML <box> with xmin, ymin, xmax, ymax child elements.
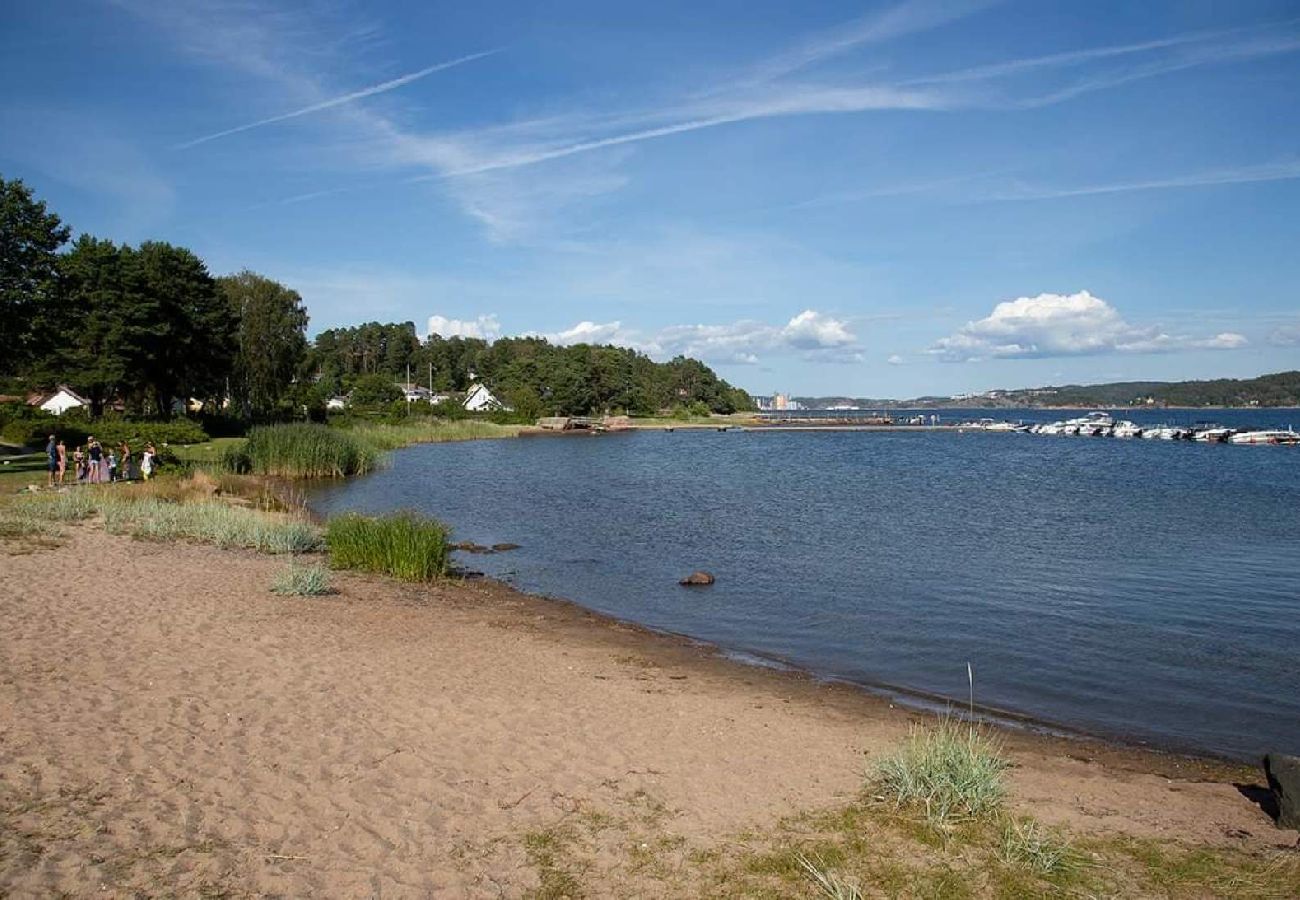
<box><xmin>1264</xmin><ymin>753</ymin><xmax>1300</xmax><ymax>830</ymax></box>
<box><xmin>453</xmin><ymin>541</ymin><xmax>492</xmax><ymax>554</ymax></box>
<box><xmin>679</xmin><ymin>571</ymin><xmax>715</xmax><ymax>586</ymax></box>
<box><xmin>491</xmin><ymin>543</ymin><xmax>521</xmax><ymax>552</ymax></box>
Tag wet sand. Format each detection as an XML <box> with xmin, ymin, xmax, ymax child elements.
<box><xmin>1</xmin><ymin>527</ymin><xmax>1291</xmax><ymax>896</ymax></box>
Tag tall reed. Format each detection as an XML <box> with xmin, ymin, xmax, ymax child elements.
<box><xmin>325</xmin><ymin>511</ymin><xmax>450</xmax><ymax>581</ymax></box>
<box><xmin>232</xmin><ymin>424</ymin><xmax>378</xmax><ymax>478</ymax></box>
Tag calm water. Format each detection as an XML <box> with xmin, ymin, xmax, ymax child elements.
<box><xmin>309</xmin><ymin>413</ymin><xmax>1300</xmax><ymax>760</ymax></box>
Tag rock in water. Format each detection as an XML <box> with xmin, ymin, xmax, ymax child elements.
<box><xmin>491</xmin><ymin>543</ymin><xmax>521</xmax><ymax>552</ymax></box>
<box><xmin>1264</xmin><ymin>753</ymin><xmax>1300</xmax><ymax>830</ymax></box>
<box><xmin>679</xmin><ymin>571</ymin><xmax>715</xmax><ymax>586</ymax></box>
<box><xmin>452</xmin><ymin>541</ymin><xmax>492</xmax><ymax>554</ymax></box>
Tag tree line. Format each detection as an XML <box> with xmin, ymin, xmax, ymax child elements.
<box><xmin>1</xmin><ymin>175</ymin><xmax>751</xmax><ymax>422</ymax></box>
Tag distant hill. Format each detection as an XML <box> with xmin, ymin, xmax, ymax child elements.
<box><xmin>795</xmin><ymin>371</ymin><xmax>1300</xmax><ymax>409</ymax></box>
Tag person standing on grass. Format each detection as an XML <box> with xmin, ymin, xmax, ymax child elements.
<box><xmin>141</xmin><ymin>443</ymin><xmax>155</xmax><ymax>481</ymax></box>
<box><xmin>107</xmin><ymin>449</ymin><xmax>118</xmax><ymax>483</ymax></box>
<box><xmin>56</xmin><ymin>438</ymin><xmax>67</xmax><ymax>485</ymax></box>
<box><xmin>46</xmin><ymin>434</ymin><xmax>57</xmax><ymax>486</ymax></box>
<box><xmin>87</xmin><ymin>436</ymin><xmax>103</xmax><ymax>484</ymax></box>
<box><xmin>120</xmin><ymin>441</ymin><xmax>132</xmax><ymax>481</ymax></box>
<box><xmin>73</xmin><ymin>445</ymin><xmax>85</xmax><ymax>482</ymax></box>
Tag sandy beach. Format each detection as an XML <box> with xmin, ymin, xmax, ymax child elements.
<box><xmin>2</xmin><ymin>526</ymin><xmax>1296</xmax><ymax>897</ymax></box>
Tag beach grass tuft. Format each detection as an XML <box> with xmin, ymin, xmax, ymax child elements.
<box><xmin>231</xmin><ymin>424</ymin><xmax>378</xmax><ymax>478</ymax></box>
<box><xmin>325</xmin><ymin>511</ymin><xmax>450</xmax><ymax>582</ymax></box>
<box><xmin>999</xmin><ymin>817</ymin><xmax>1081</xmax><ymax>877</ymax></box>
<box><xmin>872</xmin><ymin>719</ymin><xmax>1009</xmax><ymax>829</ymax></box>
<box><xmin>271</xmin><ymin>562</ymin><xmax>333</xmax><ymax>596</ymax></box>
<box><xmin>797</xmin><ymin>853</ymin><xmax>864</xmax><ymax>900</ymax></box>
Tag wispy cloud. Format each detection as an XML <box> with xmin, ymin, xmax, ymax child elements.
<box><xmin>992</xmin><ymin>160</ymin><xmax>1300</xmax><ymax>200</ymax></box>
<box><xmin>174</xmin><ymin>49</ymin><xmax>500</xmax><ymax>149</ymax></box>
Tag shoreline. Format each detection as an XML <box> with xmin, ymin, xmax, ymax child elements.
<box><xmin>3</xmin><ymin>526</ymin><xmax>1294</xmax><ymax>895</ymax></box>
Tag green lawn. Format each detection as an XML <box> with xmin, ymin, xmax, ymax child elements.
<box><xmin>169</xmin><ymin>437</ymin><xmax>245</xmax><ymax>466</ymax></box>
<box><xmin>0</xmin><ymin>445</ymin><xmax>49</xmax><ymax>488</ymax></box>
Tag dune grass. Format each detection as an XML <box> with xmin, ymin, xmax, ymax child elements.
<box><xmin>325</xmin><ymin>511</ymin><xmax>450</xmax><ymax>582</ymax></box>
<box><xmin>225</xmin><ymin>424</ymin><xmax>378</xmax><ymax>478</ymax></box>
<box><xmin>9</xmin><ymin>486</ymin><xmax>321</xmax><ymax>554</ymax></box>
<box><xmin>271</xmin><ymin>562</ymin><xmax>333</xmax><ymax>596</ymax></box>
<box><xmin>872</xmin><ymin>719</ymin><xmax>1010</xmax><ymax>829</ymax></box>
<box><xmin>999</xmin><ymin>817</ymin><xmax>1082</xmax><ymax>877</ymax></box>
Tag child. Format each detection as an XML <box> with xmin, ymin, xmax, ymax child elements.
<box><xmin>141</xmin><ymin>444</ymin><xmax>155</xmax><ymax>481</ymax></box>
<box><xmin>56</xmin><ymin>439</ymin><xmax>67</xmax><ymax>485</ymax></box>
<box><xmin>107</xmin><ymin>449</ymin><xmax>119</xmax><ymax>483</ymax></box>
<box><xmin>73</xmin><ymin>446</ymin><xmax>85</xmax><ymax>482</ymax></box>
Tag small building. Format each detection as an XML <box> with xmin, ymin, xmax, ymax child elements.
<box><xmin>463</xmin><ymin>383</ymin><xmax>510</xmax><ymax>412</ymax></box>
<box><xmin>326</xmin><ymin>396</ymin><xmax>349</xmax><ymax>411</ymax></box>
<box><xmin>31</xmin><ymin>385</ymin><xmax>89</xmax><ymax>416</ymax></box>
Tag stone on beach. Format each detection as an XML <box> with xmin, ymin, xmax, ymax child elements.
<box><xmin>1264</xmin><ymin>753</ymin><xmax>1300</xmax><ymax>830</ymax></box>
<box><xmin>679</xmin><ymin>571</ymin><xmax>715</xmax><ymax>586</ymax></box>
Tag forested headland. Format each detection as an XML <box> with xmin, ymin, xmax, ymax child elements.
<box><xmin>1</xmin><ymin>175</ymin><xmax>751</xmax><ymax>444</ymax></box>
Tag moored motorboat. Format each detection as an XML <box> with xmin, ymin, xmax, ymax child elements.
<box><xmin>1192</xmin><ymin>426</ymin><xmax>1234</xmax><ymax>443</ymax></box>
<box><xmin>1229</xmin><ymin>429</ymin><xmax>1300</xmax><ymax>445</ymax></box>
<box><xmin>1112</xmin><ymin>421</ymin><xmax>1143</xmax><ymax>438</ymax></box>
<box><xmin>1064</xmin><ymin>412</ymin><xmax>1115</xmax><ymax>436</ymax></box>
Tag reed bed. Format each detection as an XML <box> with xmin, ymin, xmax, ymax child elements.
<box><xmin>226</xmin><ymin>424</ymin><xmax>378</xmax><ymax>478</ymax></box>
<box><xmin>343</xmin><ymin>420</ymin><xmax>523</xmax><ymax>451</ymax></box>
<box><xmin>872</xmin><ymin>719</ymin><xmax>1009</xmax><ymax>828</ymax></box>
<box><xmin>325</xmin><ymin>511</ymin><xmax>450</xmax><ymax>582</ymax></box>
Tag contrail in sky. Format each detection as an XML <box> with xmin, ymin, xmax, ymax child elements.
<box><xmin>174</xmin><ymin>48</ymin><xmax>500</xmax><ymax>150</ymax></box>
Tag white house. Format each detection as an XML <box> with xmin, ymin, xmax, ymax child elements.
<box><xmin>463</xmin><ymin>383</ymin><xmax>509</xmax><ymax>412</ymax></box>
<box><xmin>33</xmin><ymin>386</ymin><xmax>89</xmax><ymax>416</ymax></box>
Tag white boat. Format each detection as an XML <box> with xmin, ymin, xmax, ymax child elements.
<box><xmin>1037</xmin><ymin>422</ymin><xmax>1065</xmax><ymax>435</ymax></box>
<box><xmin>1112</xmin><ymin>421</ymin><xmax>1143</xmax><ymax>438</ymax></box>
<box><xmin>1145</xmin><ymin>425</ymin><xmax>1187</xmax><ymax>440</ymax></box>
<box><xmin>1064</xmin><ymin>412</ymin><xmax>1115</xmax><ymax>436</ymax></box>
<box><xmin>1229</xmin><ymin>429</ymin><xmax>1300</xmax><ymax>445</ymax></box>
<box><xmin>984</xmin><ymin>421</ymin><xmax>1021</xmax><ymax>432</ymax></box>
<box><xmin>1192</xmin><ymin>427</ymin><xmax>1234</xmax><ymax>443</ymax></box>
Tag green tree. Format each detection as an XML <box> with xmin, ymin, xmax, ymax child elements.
<box><xmin>0</xmin><ymin>175</ymin><xmax>70</xmax><ymax>373</ymax></box>
<box><xmin>219</xmin><ymin>270</ymin><xmax>309</xmax><ymax>418</ymax></box>
<box><xmin>350</xmin><ymin>372</ymin><xmax>402</xmax><ymax>406</ymax></box>
<box><xmin>128</xmin><ymin>241</ymin><xmax>234</xmax><ymax>414</ymax></box>
<box><xmin>55</xmin><ymin>236</ymin><xmax>146</xmax><ymax>417</ymax></box>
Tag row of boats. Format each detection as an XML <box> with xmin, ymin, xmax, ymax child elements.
<box><xmin>960</xmin><ymin>412</ymin><xmax>1300</xmax><ymax>444</ymax></box>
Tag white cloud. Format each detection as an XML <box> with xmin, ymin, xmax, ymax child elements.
<box><xmin>427</xmin><ymin>314</ymin><xmax>501</xmax><ymax>340</ymax></box>
<box><xmin>516</xmin><ymin>309</ymin><xmax>861</xmax><ymax>365</ymax></box>
<box><xmin>887</xmin><ymin>354</ymin><xmax>905</xmax><ymax>365</ymax></box>
<box><xmin>1193</xmin><ymin>332</ymin><xmax>1248</xmax><ymax>349</ymax></box>
<box><xmin>929</xmin><ymin>291</ymin><xmax>1249</xmax><ymax>361</ymax></box>
<box><xmin>1269</xmin><ymin>323</ymin><xmax>1300</xmax><ymax>347</ymax></box>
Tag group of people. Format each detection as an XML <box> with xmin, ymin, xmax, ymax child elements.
<box><xmin>45</xmin><ymin>434</ymin><xmax>156</xmax><ymax>487</ymax></box>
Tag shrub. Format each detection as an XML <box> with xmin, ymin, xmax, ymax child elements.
<box><xmin>1</xmin><ymin>414</ymin><xmax>208</xmax><ymax>450</ymax></box>
<box><xmin>271</xmin><ymin>563</ymin><xmax>332</xmax><ymax>596</ymax></box>
<box><xmin>326</xmin><ymin>511</ymin><xmax>450</xmax><ymax>581</ymax></box>
<box><xmin>872</xmin><ymin>720</ymin><xmax>1010</xmax><ymax>828</ymax></box>
<box><xmin>240</xmin><ymin>423</ymin><xmax>377</xmax><ymax>478</ymax></box>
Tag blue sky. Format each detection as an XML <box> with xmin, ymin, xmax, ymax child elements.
<box><xmin>3</xmin><ymin>0</ymin><xmax>1299</xmax><ymax>398</ymax></box>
